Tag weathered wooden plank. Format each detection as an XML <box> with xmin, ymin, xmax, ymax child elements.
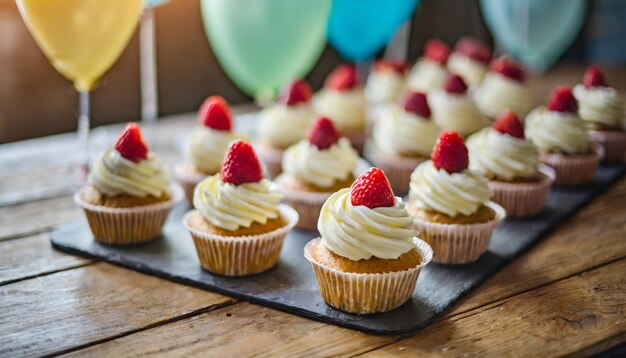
<box><xmin>0</xmin><ymin>263</ymin><xmax>236</xmax><ymax>357</ymax></box>
<box><xmin>360</xmin><ymin>259</ymin><xmax>626</xmax><ymax>357</ymax></box>
<box><xmin>0</xmin><ymin>195</ymin><xmax>80</xmax><ymax>240</ymax></box>
<box><xmin>0</xmin><ymin>233</ymin><xmax>91</xmax><ymax>285</ymax></box>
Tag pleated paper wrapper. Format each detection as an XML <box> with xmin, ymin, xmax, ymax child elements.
<box><xmin>588</xmin><ymin>130</ymin><xmax>626</xmax><ymax>163</ymax></box>
<box><xmin>488</xmin><ymin>164</ymin><xmax>555</xmax><ymax>217</ymax></box>
<box><xmin>364</xmin><ymin>141</ymin><xmax>426</xmax><ymax>196</ymax></box>
<box><xmin>257</xmin><ymin>144</ymin><xmax>285</xmax><ymax>179</ymax></box>
<box><xmin>174</xmin><ymin>164</ymin><xmax>210</xmax><ymax>206</ymax></box>
<box><xmin>539</xmin><ymin>144</ymin><xmax>604</xmax><ymax>186</ymax></box>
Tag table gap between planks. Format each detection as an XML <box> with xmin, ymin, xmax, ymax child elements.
<box><xmin>1</xmin><ymin>63</ymin><xmax>625</xmax><ymax>357</ymax></box>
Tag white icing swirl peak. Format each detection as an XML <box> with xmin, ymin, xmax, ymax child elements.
<box><xmin>187</xmin><ymin>126</ymin><xmax>244</xmax><ymax>174</ymax></box>
<box><xmin>89</xmin><ymin>149</ymin><xmax>170</xmax><ymax>198</ymax></box>
<box><xmin>258</xmin><ymin>103</ymin><xmax>316</xmax><ymax>148</ymax></box>
<box><xmin>430</xmin><ymin>90</ymin><xmax>488</xmax><ymax>136</ymax></box>
<box><xmin>409</xmin><ymin>161</ymin><xmax>490</xmax><ymax>217</ymax></box>
<box><xmin>447</xmin><ymin>53</ymin><xmax>488</xmax><ymax>87</ymax></box>
<box><xmin>373</xmin><ymin>106</ymin><xmax>440</xmax><ymax>156</ymax></box>
<box><xmin>193</xmin><ymin>175</ymin><xmax>284</xmax><ymax>231</ymax></box>
<box><xmin>573</xmin><ymin>84</ymin><xmax>625</xmax><ymax>129</ymax></box>
<box><xmin>408</xmin><ymin>59</ymin><xmax>446</xmax><ymax>91</ymax></box>
<box><xmin>476</xmin><ymin>73</ymin><xmax>534</xmax><ymax>118</ymax></box>
<box><xmin>313</xmin><ymin>88</ymin><xmax>366</xmax><ymax>131</ymax></box>
<box><xmin>467</xmin><ymin>128</ymin><xmax>539</xmax><ymax>180</ymax></box>
<box><xmin>282</xmin><ymin>138</ymin><xmax>358</xmax><ymax>188</ymax></box>
<box><xmin>525</xmin><ymin>107</ymin><xmax>590</xmax><ymax>154</ymax></box>
<box><xmin>318</xmin><ymin>188</ymin><xmax>416</xmax><ymax>261</ymax></box>
<box><xmin>364</xmin><ymin>71</ymin><xmax>406</xmax><ymax>105</ymax></box>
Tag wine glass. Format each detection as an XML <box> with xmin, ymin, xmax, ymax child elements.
<box><xmin>16</xmin><ymin>0</ymin><xmax>144</xmax><ymax>178</ymax></box>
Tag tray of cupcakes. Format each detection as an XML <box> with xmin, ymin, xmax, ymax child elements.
<box><xmin>52</xmin><ymin>38</ymin><xmax>626</xmax><ymax>334</ymax></box>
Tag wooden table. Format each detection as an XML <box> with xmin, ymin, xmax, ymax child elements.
<box><xmin>1</xmin><ymin>64</ymin><xmax>625</xmax><ymax>357</ymax></box>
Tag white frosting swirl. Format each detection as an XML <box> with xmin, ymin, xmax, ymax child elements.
<box><xmin>258</xmin><ymin>103</ymin><xmax>316</xmax><ymax>148</ymax></box>
<box><xmin>187</xmin><ymin>126</ymin><xmax>244</xmax><ymax>174</ymax></box>
<box><xmin>193</xmin><ymin>175</ymin><xmax>284</xmax><ymax>231</ymax></box>
<box><xmin>467</xmin><ymin>128</ymin><xmax>539</xmax><ymax>180</ymax></box>
<box><xmin>525</xmin><ymin>107</ymin><xmax>590</xmax><ymax>154</ymax></box>
<box><xmin>364</xmin><ymin>71</ymin><xmax>406</xmax><ymax>105</ymax></box>
<box><xmin>573</xmin><ymin>84</ymin><xmax>625</xmax><ymax>129</ymax></box>
<box><xmin>430</xmin><ymin>90</ymin><xmax>488</xmax><ymax>136</ymax></box>
<box><xmin>447</xmin><ymin>53</ymin><xmax>488</xmax><ymax>87</ymax></box>
<box><xmin>373</xmin><ymin>106</ymin><xmax>440</xmax><ymax>156</ymax></box>
<box><xmin>408</xmin><ymin>59</ymin><xmax>446</xmax><ymax>91</ymax></box>
<box><xmin>313</xmin><ymin>88</ymin><xmax>366</xmax><ymax>131</ymax></box>
<box><xmin>318</xmin><ymin>188</ymin><xmax>416</xmax><ymax>261</ymax></box>
<box><xmin>409</xmin><ymin>161</ymin><xmax>490</xmax><ymax>217</ymax></box>
<box><xmin>89</xmin><ymin>149</ymin><xmax>170</xmax><ymax>198</ymax></box>
<box><xmin>282</xmin><ymin>138</ymin><xmax>358</xmax><ymax>188</ymax></box>
<box><xmin>475</xmin><ymin>73</ymin><xmax>534</xmax><ymax>118</ymax></box>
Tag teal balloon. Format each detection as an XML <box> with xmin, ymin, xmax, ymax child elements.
<box><xmin>327</xmin><ymin>0</ymin><xmax>419</xmax><ymax>61</ymax></box>
<box><xmin>201</xmin><ymin>0</ymin><xmax>331</xmax><ymax>100</ymax></box>
<box><xmin>145</xmin><ymin>0</ymin><xmax>168</xmax><ymax>8</ymax></box>
<box><xmin>480</xmin><ymin>0</ymin><xmax>586</xmax><ymax>72</ymax></box>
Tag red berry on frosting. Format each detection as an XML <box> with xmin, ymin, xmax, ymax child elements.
<box><xmin>350</xmin><ymin>168</ymin><xmax>395</xmax><ymax>209</ymax></box>
<box><xmin>307</xmin><ymin>117</ymin><xmax>340</xmax><ymax>150</ymax></box>
<box><xmin>490</xmin><ymin>56</ymin><xmax>525</xmax><ymax>82</ymax></box>
<box><xmin>455</xmin><ymin>37</ymin><xmax>491</xmax><ymax>64</ymax></box>
<box><xmin>220</xmin><ymin>140</ymin><xmax>263</xmax><ymax>185</ymax></box>
<box><xmin>443</xmin><ymin>73</ymin><xmax>468</xmax><ymax>94</ymax></box>
<box><xmin>423</xmin><ymin>39</ymin><xmax>450</xmax><ymax>65</ymax></box>
<box><xmin>401</xmin><ymin>91</ymin><xmax>431</xmax><ymax>118</ymax></box>
<box><xmin>431</xmin><ymin>131</ymin><xmax>469</xmax><ymax>174</ymax></box>
<box><xmin>114</xmin><ymin>122</ymin><xmax>148</xmax><ymax>162</ymax></box>
<box><xmin>325</xmin><ymin>64</ymin><xmax>360</xmax><ymax>91</ymax></box>
<box><xmin>547</xmin><ymin>86</ymin><xmax>578</xmax><ymax>113</ymax></box>
<box><xmin>374</xmin><ymin>60</ymin><xmax>406</xmax><ymax>74</ymax></box>
<box><xmin>198</xmin><ymin>96</ymin><xmax>232</xmax><ymax>131</ymax></box>
<box><xmin>492</xmin><ymin>110</ymin><xmax>525</xmax><ymax>139</ymax></box>
<box><xmin>582</xmin><ymin>65</ymin><xmax>607</xmax><ymax>88</ymax></box>
<box><xmin>278</xmin><ymin>79</ymin><xmax>313</xmax><ymax>106</ymax></box>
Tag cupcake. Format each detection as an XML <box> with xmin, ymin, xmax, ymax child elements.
<box><xmin>573</xmin><ymin>65</ymin><xmax>626</xmax><ymax>162</ymax></box>
<box><xmin>183</xmin><ymin>140</ymin><xmax>298</xmax><ymax>276</ymax></box>
<box><xmin>313</xmin><ymin>64</ymin><xmax>366</xmax><ymax>152</ymax></box>
<box><xmin>475</xmin><ymin>56</ymin><xmax>534</xmax><ymax>120</ymax></box>
<box><xmin>447</xmin><ymin>37</ymin><xmax>491</xmax><ymax>87</ymax></box>
<box><xmin>408</xmin><ymin>131</ymin><xmax>505</xmax><ymax>264</ymax></box>
<box><xmin>366</xmin><ymin>91</ymin><xmax>441</xmax><ymax>195</ymax></box>
<box><xmin>175</xmin><ymin>96</ymin><xmax>246</xmax><ymax>205</ymax></box>
<box><xmin>526</xmin><ymin>87</ymin><xmax>604</xmax><ymax>185</ymax></box>
<box><xmin>430</xmin><ymin>73</ymin><xmax>488</xmax><ymax>136</ymax></box>
<box><xmin>257</xmin><ymin>79</ymin><xmax>316</xmax><ymax>178</ymax></box>
<box><xmin>408</xmin><ymin>39</ymin><xmax>450</xmax><ymax>92</ymax></box>
<box><xmin>276</xmin><ymin>117</ymin><xmax>362</xmax><ymax>230</ymax></box>
<box><xmin>75</xmin><ymin>123</ymin><xmax>182</xmax><ymax>245</ymax></box>
<box><xmin>467</xmin><ymin>111</ymin><xmax>555</xmax><ymax>217</ymax></box>
<box><xmin>304</xmin><ymin>167</ymin><xmax>433</xmax><ymax>314</ymax></box>
<box><xmin>364</xmin><ymin>60</ymin><xmax>407</xmax><ymax>131</ymax></box>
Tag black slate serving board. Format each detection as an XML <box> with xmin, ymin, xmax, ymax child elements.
<box><xmin>51</xmin><ymin>163</ymin><xmax>626</xmax><ymax>334</ymax></box>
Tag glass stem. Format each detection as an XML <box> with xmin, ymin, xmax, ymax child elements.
<box><xmin>140</xmin><ymin>8</ymin><xmax>158</xmax><ymax>126</ymax></box>
<box><xmin>78</xmin><ymin>90</ymin><xmax>90</xmax><ymax>176</ymax></box>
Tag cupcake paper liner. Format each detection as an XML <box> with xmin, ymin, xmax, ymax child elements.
<box><xmin>74</xmin><ymin>184</ymin><xmax>184</xmax><ymax>246</ymax></box>
<box><xmin>539</xmin><ymin>144</ymin><xmax>604</xmax><ymax>186</ymax></box>
<box><xmin>275</xmin><ymin>160</ymin><xmax>370</xmax><ymax>230</ymax></box>
<box><xmin>183</xmin><ymin>204</ymin><xmax>299</xmax><ymax>277</ymax></box>
<box><xmin>304</xmin><ymin>238</ymin><xmax>433</xmax><ymax>314</ymax></box>
<box><xmin>174</xmin><ymin>164</ymin><xmax>211</xmax><ymax>207</ymax></box>
<box><xmin>487</xmin><ymin>164</ymin><xmax>555</xmax><ymax>217</ymax></box>
<box><xmin>343</xmin><ymin>130</ymin><xmax>365</xmax><ymax>154</ymax></box>
<box><xmin>256</xmin><ymin>144</ymin><xmax>285</xmax><ymax>179</ymax></box>
<box><xmin>588</xmin><ymin>130</ymin><xmax>626</xmax><ymax>163</ymax></box>
<box><xmin>364</xmin><ymin>141</ymin><xmax>426</xmax><ymax>196</ymax></box>
<box><xmin>408</xmin><ymin>201</ymin><xmax>506</xmax><ymax>264</ymax></box>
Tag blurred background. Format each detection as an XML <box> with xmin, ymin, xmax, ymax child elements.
<box><xmin>1</xmin><ymin>0</ymin><xmax>625</xmax><ymax>143</ymax></box>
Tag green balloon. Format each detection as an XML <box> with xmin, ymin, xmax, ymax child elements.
<box><xmin>201</xmin><ymin>0</ymin><xmax>331</xmax><ymax>101</ymax></box>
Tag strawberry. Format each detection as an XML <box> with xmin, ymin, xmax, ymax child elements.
<box><xmin>490</xmin><ymin>56</ymin><xmax>525</xmax><ymax>82</ymax></box>
<box><xmin>582</xmin><ymin>65</ymin><xmax>608</xmax><ymax>88</ymax></box>
<box><xmin>401</xmin><ymin>91</ymin><xmax>431</xmax><ymax>118</ymax></box>
<box><xmin>374</xmin><ymin>60</ymin><xmax>406</xmax><ymax>74</ymax></box>
<box><xmin>198</xmin><ymin>96</ymin><xmax>232</xmax><ymax>131</ymax></box>
<box><xmin>220</xmin><ymin>140</ymin><xmax>263</xmax><ymax>185</ymax></box>
<box><xmin>431</xmin><ymin>131</ymin><xmax>468</xmax><ymax>173</ymax></box>
<box><xmin>423</xmin><ymin>39</ymin><xmax>450</xmax><ymax>65</ymax></box>
<box><xmin>278</xmin><ymin>79</ymin><xmax>313</xmax><ymax>106</ymax></box>
<box><xmin>455</xmin><ymin>37</ymin><xmax>491</xmax><ymax>64</ymax></box>
<box><xmin>443</xmin><ymin>73</ymin><xmax>468</xmax><ymax>94</ymax></box>
<box><xmin>350</xmin><ymin>168</ymin><xmax>395</xmax><ymax>209</ymax></box>
<box><xmin>325</xmin><ymin>63</ymin><xmax>360</xmax><ymax>91</ymax></box>
<box><xmin>114</xmin><ymin>122</ymin><xmax>148</xmax><ymax>162</ymax></box>
<box><xmin>547</xmin><ymin>86</ymin><xmax>578</xmax><ymax>113</ymax></box>
<box><xmin>307</xmin><ymin>117</ymin><xmax>340</xmax><ymax>150</ymax></box>
<box><xmin>492</xmin><ymin>110</ymin><xmax>525</xmax><ymax>139</ymax></box>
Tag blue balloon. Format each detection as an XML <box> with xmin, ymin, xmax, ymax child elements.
<box><xmin>480</xmin><ymin>0</ymin><xmax>586</xmax><ymax>72</ymax></box>
<box><xmin>145</xmin><ymin>0</ymin><xmax>169</xmax><ymax>8</ymax></box>
<box><xmin>327</xmin><ymin>0</ymin><xmax>419</xmax><ymax>61</ymax></box>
